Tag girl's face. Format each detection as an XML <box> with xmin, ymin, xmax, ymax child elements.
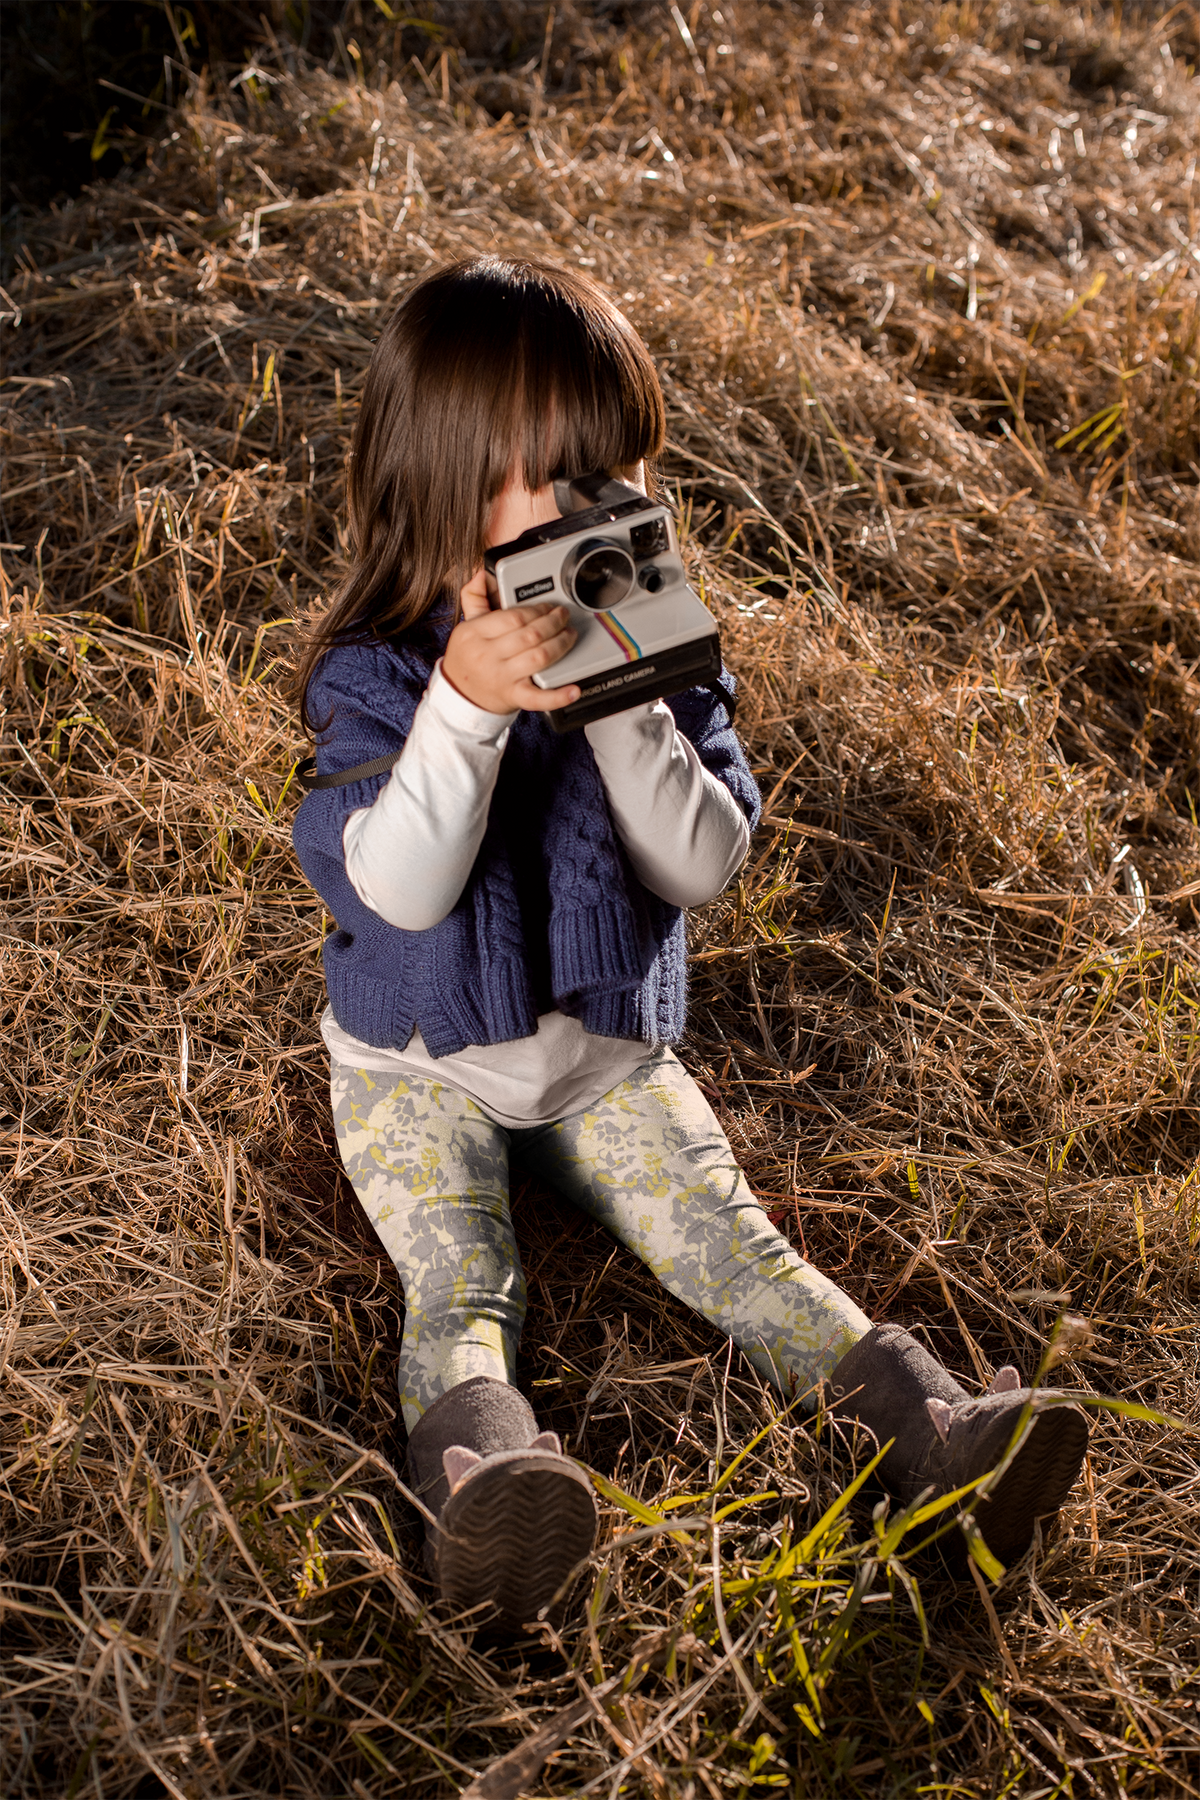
<box><xmin>485</xmin><ymin>462</ymin><xmax>646</xmax><ymax>548</ymax></box>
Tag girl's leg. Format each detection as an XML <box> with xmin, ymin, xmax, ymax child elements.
<box><xmin>331</xmin><ymin>1063</ymin><xmax>525</xmax><ymax>1432</ymax></box>
<box><xmin>513</xmin><ymin>1047</ymin><xmax>870</xmax><ymax>1403</ymax></box>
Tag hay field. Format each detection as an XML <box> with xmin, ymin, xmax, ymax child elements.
<box><xmin>2</xmin><ymin>2</ymin><xmax>1199</xmax><ymax>1794</ymax></box>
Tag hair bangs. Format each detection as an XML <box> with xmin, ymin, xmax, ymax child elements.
<box><xmin>295</xmin><ymin>255</ymin><xmax>667</xmax><ymax>728</ymax></box>
<box><xmin>513</xmin><ymin>291</ymin><xmax>665</xmax><ymax>491</ymax></box>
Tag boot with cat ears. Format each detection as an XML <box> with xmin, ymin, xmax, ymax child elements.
<box><xmin>405</xmin><ymin>1375</ymin><xmax>598</xmax><ymax>1633</ymax></box>
<box><xmin>826</xmin><ymin>1324</ymin><xmax>1089</xmax><ymax>1571</ymax></box>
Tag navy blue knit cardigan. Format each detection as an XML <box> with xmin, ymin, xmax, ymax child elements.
<box><xmin>292</xmin><ymin>615</ymin><xmax>761</xmax><ymax>1057</ymax></box>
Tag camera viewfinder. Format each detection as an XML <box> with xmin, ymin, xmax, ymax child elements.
<box><xmin>629</xmin><ymin>517</ymin><xmax>670</xmax><ymax>560</ymax></box>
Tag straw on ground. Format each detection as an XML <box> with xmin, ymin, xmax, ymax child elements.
<box><xmin>2</xmin><ymin>4</ymin><xmax>1198</xmax><ymax>1796</ymax></box>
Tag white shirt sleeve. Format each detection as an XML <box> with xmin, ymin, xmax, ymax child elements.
<box><xmin>583</xmin><ymin>701</ymin><xmax>750</xmax><ymax>907</ymax></box>
<box><xmin>341</xmin><ymin>661</ymin><xmax>515</xmax><ymax>931</ymax></box>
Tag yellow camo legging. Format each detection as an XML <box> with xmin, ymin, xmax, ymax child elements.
<box><xmin>332</xmin><ymin>1046</ymin><xmax>871</xmax><ymax>1430</ymax></box>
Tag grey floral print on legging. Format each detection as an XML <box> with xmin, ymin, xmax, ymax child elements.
<box><xmin>331</xmin><ymin>1067</ymin><xmax>526</xmax><ymax>1420</ymax></box>
<box><xmin>331</xmin><ymin>1048</ymin><xmax>870</xmax><ymax>1429</ymax></box>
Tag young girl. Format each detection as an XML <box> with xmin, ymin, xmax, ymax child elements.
<box><xmin>292</xmin><ymin>256</ymin><xmax>1089</xmax><ymax>1632</ymax></box>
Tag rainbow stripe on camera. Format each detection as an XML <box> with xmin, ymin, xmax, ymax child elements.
<box><xmin>596</xmin><ymin>611</ymin><xmax>643</xmax><ymax>661</ymax></box>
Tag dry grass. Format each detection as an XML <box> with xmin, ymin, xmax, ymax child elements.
<box><xmin>2</xmin><ymin>2</ymin><xmax>1199</xmax><ymax>1795</ymax></box>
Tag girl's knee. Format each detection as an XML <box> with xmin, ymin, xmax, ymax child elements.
<box><xmin>403</xmin><ymin>1249</ymin><xmax>527</xmax><ymax>1314</ymax></box>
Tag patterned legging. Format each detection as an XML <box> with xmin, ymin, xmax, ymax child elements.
<box><xmin>332</xmin><ymin>1047</ymin><xmax>871</xmax><ymax>1430</ymax></box>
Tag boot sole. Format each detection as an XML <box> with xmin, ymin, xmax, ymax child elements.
<box><xmin>436</xmin><ymin>1454</ymin><xmax>598</xmax><ymax>1631</ymax></box>
<box><xmin>964</xmin><ymin>1403</ymin><xmax>1090</xmax><ymax>1571</ymax></box>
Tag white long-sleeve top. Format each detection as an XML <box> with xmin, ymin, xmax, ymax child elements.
<box><xmin>322</xmin><ymin>662</ymin><xmax>750</xmax><ymax>1125</ymax></box>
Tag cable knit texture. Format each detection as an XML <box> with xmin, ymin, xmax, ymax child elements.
<box><xmin>292</xmin><ymin>607</ymin><xmax>761</xmax><ymax>1056</ymax></box>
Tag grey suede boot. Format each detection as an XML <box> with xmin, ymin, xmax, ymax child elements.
<box><xmin>826</xmin><ymin>1325</ymin><xmax>1089</xmax><ymax>1570</ymax></box>
<box><xmin>406</xmin><ymin>1376</ymin><xmax>598</xmax><ymax>1631</ymax></box>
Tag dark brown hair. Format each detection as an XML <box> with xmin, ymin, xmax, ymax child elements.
<box><xmin>295</xmin><ymin>255</ymin><xmax>666</xmax><ymax>728</ymax></box>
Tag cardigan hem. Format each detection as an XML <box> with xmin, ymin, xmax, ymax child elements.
<box><xmin>550</xmin><ymin>901</ymin><xmax>662</xmax><ymax>1003</ymax></box>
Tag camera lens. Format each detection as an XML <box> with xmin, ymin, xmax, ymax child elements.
<box><xmin>567</xmin><ymin>538</ymin><xmax>636</xmax><ymax>611</ymax></box>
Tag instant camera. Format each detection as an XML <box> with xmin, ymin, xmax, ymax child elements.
<box><xmin>483</xmin><ymin>473</ymin><xmax>721</xmax><ymax>732</ymax></box>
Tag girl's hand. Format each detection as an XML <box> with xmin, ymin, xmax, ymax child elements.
<box><xmin>444</xmin><ymin>567</ymin><xmax>580</xmax><ymax>714</ymax></box>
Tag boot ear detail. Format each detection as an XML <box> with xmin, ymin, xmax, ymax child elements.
<box><xmin>825</xmin><ymin>1326</ymin><xmax>1089</xmax><ymax>1572</ymax></box>
<box><xmin>443</xmin><ymin>1445</ymin><xmax>483</xmax><ymax>1492</ymax></box>
<box><xmin>530</xmin><ymin>1430</ymin><xmax>562</xmax><ymax>1454</ymax></box>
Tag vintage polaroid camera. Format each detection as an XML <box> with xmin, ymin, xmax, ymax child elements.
<box><xmin>483</xmin><ymin>472</ymin><xmax>721</xmax><ymax>732</ymax></box>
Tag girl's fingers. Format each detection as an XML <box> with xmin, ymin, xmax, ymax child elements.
<box><xmin>476</xmin><ymin>600</ymin><xmax>569</xmax><ymax>639</ymax></box>
<box><xmin>487</xmin><ymin>610</ymin><xmax>579</xmax><ymax>703</ymax></box>
<box><xmin>514</xmin><ymin>677</ymin><xmax>582</xmax><ymax>711</ymax></box>
<box><xmin>502</xmin><ymin>621</ymin><xmax>576</xmax><ymax>674</ymax></box>
<box><xmin>485</xmin><ymin>608</ymin><xmax>576</xmax><ymax>671</ymax></box>
<box><xmin>444</xmin><ymin>601</ymin><xmax>581</xmax><ymax>711</ymax></box>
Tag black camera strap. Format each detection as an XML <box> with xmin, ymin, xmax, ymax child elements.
<box><xmin>296</xmin><ymin>751</ymin><xmax>402</xmax><ymax>791</ymax></box>
<box><xmin>704</xmin><ymin>680</ymin><xmax>736</xmax><ymax>724</ymax></box>
<box><xmin>295</xmin><ymin>680</ymin><xmax>734</xmax><ymax>792</ymax></box>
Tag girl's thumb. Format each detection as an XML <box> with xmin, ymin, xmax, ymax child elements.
<box><xmin>459</xmin><ymin>565</ymin><xmax>491</xmax><ymax>618</ymax></box>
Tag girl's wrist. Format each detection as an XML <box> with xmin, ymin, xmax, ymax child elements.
<box><xmin>431</xmin><ymin>660</ymin><xmax>517</xmax><ymax>734</ymax></box>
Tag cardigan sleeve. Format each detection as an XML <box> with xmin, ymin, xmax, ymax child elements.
<box><xmin>306</xmin><ymin>643</ymin><xmax>419</xmax><ymax>799</ymax></box>
<box><xmin>667</xmin><ymin>671</ymin><xmax>763</xmax><ymax>833</ymax></box>
<box><xmin>292</xmin><ymin>639</ymin><xmax>430</xmax><ymax>898</ymax></box>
